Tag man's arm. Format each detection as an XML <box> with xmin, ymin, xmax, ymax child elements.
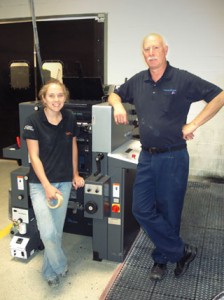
<box><xmin>108</xmin><ymin>92</ymin><xmax>129</xmax><ymax>124</ymax></box>
<box><xmin>183</xmin><ymin>90</ymin><xmax>224</xmax><ymax>140</ymax></box>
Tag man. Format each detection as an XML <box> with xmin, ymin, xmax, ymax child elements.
<box><xmin>108</xmin><ymin>33</ymin><xmax>224</xmax><ymax>280</ymax></box>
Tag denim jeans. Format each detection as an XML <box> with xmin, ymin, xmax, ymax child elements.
<box><xmin>29</xmin><ymin>182</ymin><xmax>72</xmax><ymax>280</ymax></box>
<box><xmin>132</xmin><ymin>148</ymin><xmax>189</xmax><ymax>264</ymax></box>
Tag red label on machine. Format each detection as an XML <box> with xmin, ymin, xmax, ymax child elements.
<box><xmin>17</xmin><ymin>176</ymin><xmax>24</xmax><ymax>190</ymax></box>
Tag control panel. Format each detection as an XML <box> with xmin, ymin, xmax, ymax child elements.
<box><xmin>108</xmin><ymin>139</ymin><xmax>141</xmax><ymax>164</ymax></box>
<box><xmin>84</xmin><ymin>174</ymin><xmax>110</xmax><ymax>219</ymax></box>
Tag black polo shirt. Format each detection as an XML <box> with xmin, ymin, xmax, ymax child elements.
<box><xmin>115</xmin><ymin>63</ymin><xmax>223</xmax><ymax>148</ymax></box>
<box><xmin>22</xmin><ymin>107</ymin><xmax>78</xmax><ymax>183</ymax></box>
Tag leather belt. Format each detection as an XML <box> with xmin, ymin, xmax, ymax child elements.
<box><xmin>142</xmin><ymin>144</ymin><xmax>186</xmax><ymax>154</ymax></box>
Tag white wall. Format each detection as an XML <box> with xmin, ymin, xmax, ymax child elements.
<box><xmin>1</xmin><ymin>0</ymin><xmax>224</xmax><ymax>178</ymax></box>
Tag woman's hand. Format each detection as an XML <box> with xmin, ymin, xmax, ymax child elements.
<box><xmin>44</xmin><ymin>183</ymin><xmax>62</xmax><ymax>200</ymax></box>
<box><xmin>73</xmin><ymin>175</ymin><xmax>85</xmax><ymax>190</ymax></box>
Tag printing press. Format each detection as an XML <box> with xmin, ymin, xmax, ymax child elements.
<box><xmin>3</xmin><ymin>99</ymin><xmax>141</xmax><ymax>262</ymax></box>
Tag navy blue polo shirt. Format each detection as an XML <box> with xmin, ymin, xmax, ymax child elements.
<box><xmin>22</xmin><ymin>107</ymin><xmax>78</xmax><ymax>183</ymax></box>
<box><xmin>115</xmin><ymin>63</ymin><xmax>222</xmax><ymax>148</ymax></box>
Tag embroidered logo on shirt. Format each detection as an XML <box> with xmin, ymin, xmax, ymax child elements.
<box><xmin>163</xmin><ymin>88</ymin><xmax>177</xmax><ymax>95</ymax></box>
<box><xmin>65</xmin><ymin>131</ymin><xmax>72</xmax><ymax>136</ymax></box>
<box><xmin>24</xmin><ymin>125</ymin><xmax>34</xmax><ymax>131</ymax></box>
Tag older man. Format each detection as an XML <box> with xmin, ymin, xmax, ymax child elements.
<box><xmin>108</xmin><ymin>33</ymin><xmax>224</xmax><ymax>280</ymax></box>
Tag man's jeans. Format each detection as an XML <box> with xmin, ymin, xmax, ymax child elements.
<box><xmin>29</xmin><ymin>182</ymin><xmax>72</xmax><ymax>280</ymax></box>
<box><xmin>132</xmin><ymin>148</ymin><xmax>189</xmax><ymax>264</ymax></box>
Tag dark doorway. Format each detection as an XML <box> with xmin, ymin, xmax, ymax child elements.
<box><xmin>0</xmin><ymin>15</ymin><xmax>105</xmax><ymax>157</ymax></box>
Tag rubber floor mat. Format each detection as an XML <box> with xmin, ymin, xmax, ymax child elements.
<box><xmin>103</xmin><ymin>181</ymin><xmax>224</xmax><ymax>300</ymax></box>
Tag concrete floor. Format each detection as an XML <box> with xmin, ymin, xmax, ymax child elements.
<box><xmin>0</xmin><ymin>159</ymin><xmax>119</xmax><ymax>300</ymax></box>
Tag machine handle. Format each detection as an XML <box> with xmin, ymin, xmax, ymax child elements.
<box><xmin>94</xmin><ymin>153</ymin><xmax>104</xmax><ymax>176</ymax></box>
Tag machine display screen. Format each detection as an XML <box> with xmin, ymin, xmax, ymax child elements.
<box><xmin>63</xmin><ymin>77</ymin><xmax>104</xmax><ymax>100</ymax></box>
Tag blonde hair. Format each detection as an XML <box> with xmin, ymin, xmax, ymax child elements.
<box><xmin>38</xmin><ymin>79</ymin><xmax>70</xmax><ymax>102</ymax></box>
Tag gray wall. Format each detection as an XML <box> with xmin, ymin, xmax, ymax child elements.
<box><xmin>1</xmin><ymin>0</ymin><xmax>224</xmax><ymax>178</ymax></box>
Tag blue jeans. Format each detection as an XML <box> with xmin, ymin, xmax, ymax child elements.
<box><xmin>132</xmin><ymin>149</ymin><xmax>189</xmax><ymax>264</ymax></box>
<box><xmin>29</xmin><ymin>182</ymin><xmax>72</xmax><ymax>280</ymax></box>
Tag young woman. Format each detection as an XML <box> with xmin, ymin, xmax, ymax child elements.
<box><xmin>23</xmin><ymin>79</ymin><xmax>85</xmax><ymax>287</ymax></box>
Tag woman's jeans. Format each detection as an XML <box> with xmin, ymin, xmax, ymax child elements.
<box><xmin>29</xmin><ymin>182</ymin><xmax>72</xmax><ymax>280</ymax></box>
<box><xmin>132</xmin><ymin>149</ymin><xmax>189</xmax><ymax>264</ymax></box>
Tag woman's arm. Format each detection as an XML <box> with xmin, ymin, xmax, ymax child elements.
<box><xmin>72</xmin><ymin>137</ymin><xmax>84</xmax><ymax>189</ymax></box>
<box><xmin>26</xmin><ymin>139</ymin><xmax>61</xmax><ymax>199</ymax></box>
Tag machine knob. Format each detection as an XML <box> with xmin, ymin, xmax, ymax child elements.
<box><xmin>18</xmin><ymin>195</ymin><xmax>24</xmax><ymax>200</ymax></box>
<box><xmin>85</xmin><ymin>201</ymin><xmax>98</xmax><ymax>214</ymax></box>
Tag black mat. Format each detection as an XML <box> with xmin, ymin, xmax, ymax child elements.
<box><xmin>104</xmin><ymin>181</ymin><xmax>224</xmax><ymax>300</ymax></box>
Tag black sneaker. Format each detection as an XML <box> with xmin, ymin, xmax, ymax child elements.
<box><xmin>149</xmin><ymin>262</ymin><xmax>167</xmax><ymax>281</ymax></box>
<box><xmin>174</xmin><ymin>244</ymin><xmax>197</xmax><ymax>278</ymax></box>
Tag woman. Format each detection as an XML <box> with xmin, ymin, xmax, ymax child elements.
<box><xmin>23</xmin><ymin>79</ymin><xmax>85</xmax><ymax>287</ymax></box>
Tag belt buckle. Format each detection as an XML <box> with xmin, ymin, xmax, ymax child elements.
<box><xmin>149</xmin><ymin>147</ymin><xmax>158</xmax><ymax>154</ymax></box>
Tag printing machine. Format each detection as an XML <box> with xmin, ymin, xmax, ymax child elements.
<box><xmin>3</xmin><ymin>103</ymin><xmax>43</xmax><ymax>259</ymax></box>
<box><xmin>3</xmin><ymin>100</ymin><xmax>141</xmax><ymax>262</ymax></box>
<box><xmin>84</xmin><ymin>102</ymin><xmax>141</xmax><ymax>262</ymax></box>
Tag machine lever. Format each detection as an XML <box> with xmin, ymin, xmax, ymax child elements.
<box><xmin>94</xmin><ymin>153</ymin><xmax>104</xmax><ymax>176</ymax></box>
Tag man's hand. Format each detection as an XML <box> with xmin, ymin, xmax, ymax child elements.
<box><xmin>113</xmin><ymin>102</ymin><xmax>129</xmax><ymax>125</ymax></box>
<box><xmin>182</xmin><ymin>123</ymin><xmax>197</xmax><ymax>140</ymax></box>
<box><xmin>108</xmin><ymin>92</ymin><xmax>129</xmax><ymax>125</ymax></box>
